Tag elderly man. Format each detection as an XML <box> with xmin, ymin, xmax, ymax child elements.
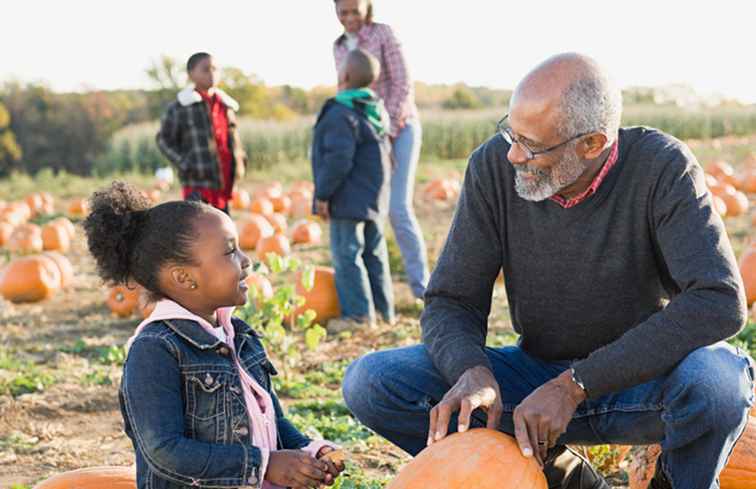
<box><xmin>342</xmin><ymin>53</ymin><xmax>752</xmax><ymax>489</ymax></box>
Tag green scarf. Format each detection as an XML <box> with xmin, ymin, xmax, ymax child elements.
<box><xmin>334</xmin><ymin>88</ymin><xmax>389</xmax><ymax>136</ymax></box>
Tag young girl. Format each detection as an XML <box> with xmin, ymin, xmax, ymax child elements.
<box><xmin>84</xmin><ymin>181</ymin><xmax>343</xmax><ymax>489</ymax></box>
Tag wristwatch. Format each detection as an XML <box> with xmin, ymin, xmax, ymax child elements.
<box><xmin>570</xmin><ymin>367</ymin><xmax>587</xmax><ymax>395</ymax></box>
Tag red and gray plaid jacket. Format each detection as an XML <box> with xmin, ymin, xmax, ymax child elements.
<box><xmin>334</xmin><ymin>22</ymin><xmax>419</xmax><ymax>138</ymax></box>
<box><xmin>156</xmin><ymin>86</ymin><xmax>247</xmax><ymax>191</ymax></box>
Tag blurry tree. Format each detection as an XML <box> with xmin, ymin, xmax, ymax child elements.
<box><xmin>442</xmin><ymin>86</ymin><xmax>483</xmax><ymax>110</ymax></box>
<box><xmin>0</xmin><ymin>102</ymin><xmax>22</xmax><ymax>177</ymax></box>
<box><xmin>145</xmin><ymin>55</ymin><xmax>185</xmax><ymax>118</ymax></box>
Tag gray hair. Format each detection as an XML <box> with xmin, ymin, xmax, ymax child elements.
<box><xmin>559</xmin><ymin>75</ymin><xmax>622</xmax><ymax>145</ymax></box>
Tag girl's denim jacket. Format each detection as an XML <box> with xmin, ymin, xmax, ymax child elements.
<box><xmin>120</xmin><ymin>317</ymin><xmax>310</xmax><ymax>488</ymax></box>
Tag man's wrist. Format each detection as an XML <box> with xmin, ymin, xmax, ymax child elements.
<box><xmin>557</xmin><ymin>369</ymin><xmax>587</xmax><ymax>403</ymax></box>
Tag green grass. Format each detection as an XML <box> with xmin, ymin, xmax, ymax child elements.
<box><xmin>0</xmin><ymin>350</ymin><xmax>56</xmax><ymax>397</ymax></box>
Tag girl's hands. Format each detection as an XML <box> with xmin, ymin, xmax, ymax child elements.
<box><xmin>317</xmin><ymin>446</ymin><xmax>346</xmax><ymax>485</ymax></box>
<box><xmin>266</xmin><ymin>449</ymin><xmax>328</xmax><ymax>489</ymax></box>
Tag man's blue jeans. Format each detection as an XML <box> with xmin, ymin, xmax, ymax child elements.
<box><xmin>343</xmin><ymin>342</ymin><xmax>755</xmax><ymax>488</ymax></box>
<box><xmin>390</xmin><ymin>119</ymin><xmax>429</xmax><ymax>299</ymax></box>
<box><xmin>330</xmin><ymin>218</ymin><xmax>394</xmax><ymax>323</ymax></box>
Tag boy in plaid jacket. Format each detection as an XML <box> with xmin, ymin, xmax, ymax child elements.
<box><xmin>156</xmin><ymin>52</ymin><xmax>247</xmax><ymax>213</ymax></box>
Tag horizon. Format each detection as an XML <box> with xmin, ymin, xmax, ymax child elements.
<box><xmin>2</xmin><ymin>1</ymin><xmax>755</xmax><ymax>103</ymax></box>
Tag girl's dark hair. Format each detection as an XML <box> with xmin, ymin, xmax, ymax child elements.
<box><xmin>334</xmin><ymin>0</ymin><xmax>373</xmax><ymax>24</ymax></box>
<box><xmin>83</xmin><ymin>181</ymin><xmax>211</xmax><ymax>300</ymax></box>
<box><xmin>187</xmin><ymin>52</ymin><xmax>211</xmax><ymax>72</ymax></box>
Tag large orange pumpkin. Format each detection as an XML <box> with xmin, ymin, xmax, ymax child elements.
<box><xmin>271</xmin><ymin>195</ymin><xmax>292</xmax><ymax>215</ymax></box>
<box><xmin>291</xmin><ymin>220</ymin><xmax>322</xmax><ymax>245</ymax></box>
<box><xmin>67</xmin><ymin>198</ymin><xmax>90</xmax><ymax>219</ymax></box>
<box><xmin>51</xmin><ymin>217</ymin><xmax>76</xmax><ymax>239</ymax></box>
<box><xmin>387</xmin><ymin>429</ymin><xmax>546</xmax><ymax>489</ymax></box>
<box><xmin>107</xmin><ymin>285</ymin><xmax>141</xmax><ymax>318</ymax></box>
<box><xmin>32</xmin><ymin>465</ymin><xmax>136</xmax><ymax>489</ymax></box>
<box><xmin>740</xmin><ymin>244</ymin><xmax>756</xmax><ymax>306</ymax></box>
<box><xmin>265</xmin><ymin>213</ymin><xmax>288</xmax><ymax>234</ymax></box>
<box><xmin>289</xmin><ymin>193</ymin><xmax>313</xmax><ymax>220</ymax></box>
<box><xmin>259</xmin><ymin>182</ymin><xmax>284</xmax><ymax>200</ymax></box>
<box><xmin>740</xmin><ymin>171</ymin><xmax>756</xmax><ymax>194</ymax></box>
<box><xmin>257</xmin><ymin>233</ymin><xmax>291</xmax><ymax>261</ymax></box>
<box><xmin>720</xmin><ymin>190</ymin><xmax>750</xmax><ymax>217</ymax></box>
<box><xmin>232</xmin><ymin>189</ymin><xmax>251</xmax><ymax>210</ymax></box>
<box><xmin>424</xmin><ymin>178</ymin><xmax>461</xmax><ymax>201</ymax></box>
<box><xmin>7</xmin><ymin>224</ymin><xmax>44</xmax><ymax>254</ymax></box>
<box><xmin>250</xmin><ymin>197</ymin><xmax>275</xmax><ymax>216</ymax></box>
<box><xmin>0</xmin><ymin>221</ymin><xmax>14</xmax><ymax>246</ymax></box>
<box><xmin>43</xmin><ymin>251</ymin><xmax>74</xmax><ymax>289</ymax></box>
<box><xmin>39</xmin><ymin>192</ymin><xmax>55</xmax><ymax>214</ymax></box>
<box><xmin>629</xmin><ymin>417</ymin><xmax>756</xmax><ymax>489</ymax></box>
<box><xmin>25</xmin><ymin>193</ymin><xmax>44</xmax><ymax>216</ymax></box>
<box><xmin>294</xmin><ymin>266</ymin><xmax>341</xmax><ymax>324</ymax></box>
<box><xmin>0</xmin><ymin>256</ymin><xmax>61</xmax><ymax>303</ymax></box>
<box><xmin>239</xmin><ymin>215</ymin><xmax>274</xmax><ymax>250</ymax></box>
<box><xmin>42</xmin><ymin>222</ymin><xmax>71</xmax><ymax>252</ymax></box>
<box><xmin>10</xmin><ymin>201</ymin><xmax>32</xmax><ymax>221</ymax></box>
<box><xmin>709</xmin><ymin>161</ymin><xmax>739</xmax><ymax>188</ymax></box>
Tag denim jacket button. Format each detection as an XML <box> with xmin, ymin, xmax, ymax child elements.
<box><xmin>204</xmin><ymin>373</ymin><xmax>214</xmax><ymax>386</ymax></box>
<box><xmin>218</xmin><ymin>346</ymin><xmax>231</xmax><ymax>356</ymax></box>
<box><xmin>235</xmin><ymin>426</ymin><xmax>249</xmax><ymax>436</ymax></box>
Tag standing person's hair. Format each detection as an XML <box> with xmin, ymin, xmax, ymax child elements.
<box><xmin>186</xmin><ymin>52</ymin><xmax>211</xmax><ymax>72</ymax></box>
<box><xmin>334</xmin><ymin>0</ymin><xmax>373</xmax><ymax>24</ymax></box>
<box><xmin>83</xmin><ymin>181</ymin><xmax>212</xmax><ymax>301</ymax></box>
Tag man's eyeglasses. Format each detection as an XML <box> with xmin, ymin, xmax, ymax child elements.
<box><xmin>496</xmin><ymin>114</ymin><xmax>592</xmax><ymax>161</ymax></box>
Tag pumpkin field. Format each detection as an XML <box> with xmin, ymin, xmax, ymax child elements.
<box><xmin>1</xmin><ymin>135</ymin><xmax>755</xmax><ymax>489</ymax></box>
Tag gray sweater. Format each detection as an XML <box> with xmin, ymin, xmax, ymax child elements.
<box><xmin>421</xmin><ymin>127</ymin><xmax>748</xmax><ymax>399</ymax></box>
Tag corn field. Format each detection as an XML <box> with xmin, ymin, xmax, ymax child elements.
<box><xmin>96</xmin><ymin>105</ymin><xmax>756</xmax><ymax>175</ymax></box>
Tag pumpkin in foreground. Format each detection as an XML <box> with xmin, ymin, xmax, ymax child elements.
<box><xmin>33</xmin><ymin>465</ymin><xmax>136</xmax><ymax>489</ymax></box>
<box><xmin>629</xmin><ymin>416</ymin><xmax>756</xmax><ymax>489</ymax></box>
<box><xmin>387</xmin><ymin>429</ymin><xmax>546</xmax><ymax>489</ymax></box>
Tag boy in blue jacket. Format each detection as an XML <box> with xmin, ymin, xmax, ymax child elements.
<box><xmin>311</xmin><ymin>48</ymin><xmax>395</xmax><ymax>333</ymax></box>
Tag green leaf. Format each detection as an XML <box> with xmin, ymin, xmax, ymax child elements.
<box><xmin>305</xmin><ymin>325</ymin><xmax>327</xmax><ymax>351</ymax></box>
<box><xmin>301</xmin><ymin>265</ymin><xmax>315</xmax><ymax>291</ymax></box>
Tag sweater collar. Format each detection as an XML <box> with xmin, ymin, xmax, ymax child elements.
<box><xmin>177</xmin><ymin>85</ymin><xmax>240</xmax><ymax>112</ymax></box>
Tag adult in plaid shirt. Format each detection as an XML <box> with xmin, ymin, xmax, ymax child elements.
<box><xmin>333</xmin><ymin>0</ymin><xmax>429</xmax><ymax>300</ymax></box>
<box><xmin>156</xmin><ymin>52</ymin><xmax>247</xmax><ymax>213</ymax></box>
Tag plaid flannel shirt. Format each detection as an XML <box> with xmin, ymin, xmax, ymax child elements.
<box><xmin>156</xmin><ymin>88</ymin><xmax>246</xmax><ymax>190</ymax></box>
<box><xmin>334</xmin><ymin>22</ymin><xmax>419</xmax><ymax>138</ymax></box>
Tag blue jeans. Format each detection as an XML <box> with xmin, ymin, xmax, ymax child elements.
<box><xmin>330</xmin><ymin>219</ymin><xmax>394</xmax><ymax>323</ymax></box>
<box><xmin>343</xmin><ymin>342</ymin><xmax>755</xmax><ymax>489</ymax></box>
<box><xmin>390</xmin><ymin>119</ymin><xmax>429</xmax><ymax>299</ymax></box>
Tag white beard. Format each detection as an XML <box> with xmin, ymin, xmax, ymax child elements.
<box><xmin>514</xmin><ymin>148</ymin><xmax>588</xmax><ymax>202</ymax></box>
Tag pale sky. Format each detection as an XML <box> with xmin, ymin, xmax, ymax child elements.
<box><xmin>2</xmin><ymin>0</ymin><xmax>755</xmax><ymax>103</ymax></box>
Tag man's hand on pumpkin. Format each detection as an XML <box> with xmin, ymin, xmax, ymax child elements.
<box><xmin>512</xmin><ymin>369</ymin><xmax>586</xmax><ymax>467</ymax></box>
<box><xmin>427</xmin><ymin>366</ymin><xmax>503</xmax><ymax>446</ymax></box>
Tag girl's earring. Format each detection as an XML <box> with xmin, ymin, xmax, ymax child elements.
<box><xmin>190</xmin><ymin>282</ymin><xmax>198</xmax><ymax>290</ymax></box>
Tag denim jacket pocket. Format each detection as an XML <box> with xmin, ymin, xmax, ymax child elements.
<box><xmin>186</xmin><ymin>370</ymin><xmax>233</xmax><ymax>442</ymax></box>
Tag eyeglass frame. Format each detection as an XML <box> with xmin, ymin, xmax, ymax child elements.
<box><xmin>496</xmin><ymin>114</ymin><xmax>593</xmax><ymax>161</ymax></box>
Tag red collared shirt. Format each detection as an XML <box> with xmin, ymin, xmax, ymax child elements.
<box><xmin>549</xmin><ymin>141</ymin><xmax>620</xmax><ymax>208</ymax></box>
<box><xmin>182</xmin><ymin>90</ymin><xmax>234</xmax><ymax>209</ymax></box>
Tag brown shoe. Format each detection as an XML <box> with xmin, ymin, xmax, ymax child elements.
<box><xmin>647</xmin><ymin>460</ymin><xmax>672</xmax><ymax>489</ymax></box>
<box><xmin>542</xmin><ymin>446</ymin><xmax>611</xmax><ymax>489</ymax></box>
